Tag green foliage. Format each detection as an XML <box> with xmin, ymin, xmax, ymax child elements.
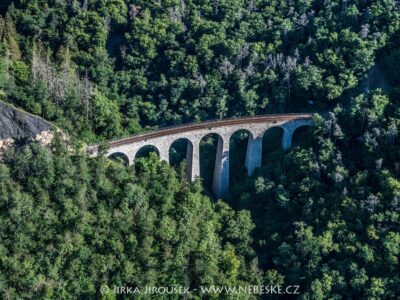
<box><xmin>91</xmin><ymin>90</ymin><xmax>123</xmax><ymax>138</ymax></box>
<box><xmin>0</xmin><ymin>143</ymin><xmax>260</xmax><ymax>298</ymax></box>
<box><xmin>1</xmin><ymin>0</ymin><xmax>400</xmax><ymax>298</ymax></box>
<box><xmin>2</xmin><ymin>0</ymin><xmax>400</xmax><ymax>139</ymax></box>
<box><xmin>229</xmin><ymin>89</ymin><xmax>400</xmax><ymax>298</ymax></box>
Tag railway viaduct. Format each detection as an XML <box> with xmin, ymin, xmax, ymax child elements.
<box><xmin>87</xmin><ymin>114</ymin><xmax>312</xmax><ymax>198</ymax></box>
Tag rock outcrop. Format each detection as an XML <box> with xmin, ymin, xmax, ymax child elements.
<box><xmin>0</xmin><ymin>100</ymin><xmax>54</xmax><ymax>154</ymax></box>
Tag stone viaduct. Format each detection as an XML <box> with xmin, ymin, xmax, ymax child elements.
<box><xmin>87</xmin><ymin>114</ymin><xmax>312</xmax><ymax>198</ymax></box>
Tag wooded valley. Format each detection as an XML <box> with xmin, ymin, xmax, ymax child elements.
<box><xmin>0</xmin><ymin>0</ymin><xmax>400</xmax><ymax>298</ymax></box>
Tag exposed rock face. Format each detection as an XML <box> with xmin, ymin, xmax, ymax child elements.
<box><xmin>0</xmin><ymin>101</ymin><xmax>54</xmax><ymax>154</ymax></box>
<box><xmin>0</xmin><ymin>101</ymin><xmax>52</xmax><ymax>140</ymax></box>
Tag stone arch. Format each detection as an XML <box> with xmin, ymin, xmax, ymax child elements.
<box><xmin>135</xmin><ymin>144</ymin><xmax>160</xmax><ymax>160</ymax></box>
<box><xmin>262</xmin><ymin>126</ymin><xmax>284</xmax><ymax>165</ymax></box>
<box><xmin>280</xmin><ymin>120</ymin><xmax>313</xmax><ymax>150</ymax></box>
<box><xmin>108</xmin><ymin>152</ymin><xmax>130</xmax><ymax>166</ymax></box>
<box><xmin>292</xmin><ymin>124</ymin><xmax>312</xmax><ymax>148</ymax></box>
<box><xmin>229</xmin><ymin>129</ymin><xmax>253</xmax><ymax>186</ymax></box>
<box><xmin>169</xmin><ymin>138</ymin><xmax>194</xmax><ymax>178</ymax></box>
<box><xmin>229</xmin><ymin>128</ymin><xmax>254</xmax><ymax>141</ymax></box>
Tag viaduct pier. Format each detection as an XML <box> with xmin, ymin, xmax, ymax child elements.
<box><xmin>87</xmin><ymin>114</ymin><xmax>312</xmax><ymax>198</ymax></box>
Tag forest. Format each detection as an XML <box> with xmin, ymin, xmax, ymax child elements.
<box><xmin>0</xmin><ymin>0</ymin><xmax>400</xmax><ymax>299</ymax></box>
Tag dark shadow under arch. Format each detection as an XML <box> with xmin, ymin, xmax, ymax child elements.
<box><xmin>292</xmin><ymin>125</ymin><xmax>312</xmax><ymax>148</ymax></box>
<box><xmin>169</xmin><ymin>138</ymin><xmax>193</xmax><ymax>168</ymax></box>
<box><xmin>200</xmin><ymin>133</ymin><xmax>223</xmax><ymax>191</ymax></box>
<box><xmin>229</xmin><ymin>129</ymin><xmax>252</xmax><ymax>187</ymax></box>
<box><xmin>169</xmin><ymin>138</ymin><xmax>193</xmax><ymax>179</ymax></box>
<box><xmin>108</xmin><ymin>152</ymin><xmax>129</xmax><ymax>166</ymax></box>
<box><xmin>135</xmin><ymin>145</ymin><xmax>160</xmax><ymax>160</ymax></box>
<box><xmin>262</xmin><ymin>127</ymin><xmax>284</xmax><ymax>166</ymax></box>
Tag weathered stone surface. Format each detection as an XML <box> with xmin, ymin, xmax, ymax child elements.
<box><xmin>245</xmin><ymin>135</ymin><xmax>263</xmax><ymax>176</ymax></box>
<box><xmin>0</xmin><ymin>138</ymin><xmax>14</xmax><ymax>155</ymax></box>
<box><xmin>32</xmin><ymin>130</ymin><xmax>54</xmax><ymax>146</ymax></box>
<box><xmin>0</xmin><ymin>101</ymin><xmax>52</xmax><ymax>140</ymax></box>
<box><xmin>212</xmin><ymin>135</ymin><xmax>230</xmax><ymax>198</ymax></box>
<box><xmin>0</xmin><ymin>101</ymin><xmax>54</xmax><ymax>154</ymax></box>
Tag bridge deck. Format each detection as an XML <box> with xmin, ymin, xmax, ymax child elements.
<box><xmin>88</xmin><ymin>113</ymin><xmax>312</xmax><ymax>151</ymax></box>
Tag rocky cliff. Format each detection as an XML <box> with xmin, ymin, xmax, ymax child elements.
<box><xmin>0</xmin><ymin>100</ymin><xmax>54</xmax><ymax>153</ymax></box>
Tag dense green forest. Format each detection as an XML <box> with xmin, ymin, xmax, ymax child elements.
<box><xmin>1</xmin><ymin>0</ymin><xmax>399</xmax><ymax>141</ymax></box>
<box><xmin>0</xmin><ymin>0</ymin><xmax>400</xmax><ymax>299</ymax></box>
<box><xmin>0</xmin><ymin>141</ymin><xmax>261</xmax><ymax>298</ymax></box>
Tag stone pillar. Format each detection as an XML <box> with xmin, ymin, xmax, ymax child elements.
<box><xmin>190</xmin><ymin>140</ymin><xmax>200</xmax><ymax>181</ymax></box>
<box><xmin>212</xmin><ymin>136</ymin><xmax>229</xmax><ymax>199</ymax></box>
<box><xmin>185</xmin><ymin>140</ymin><xmax>194</xmax><ymax>180</ymax></box>
<box><xmin>127</xmin><ymin>155</ymin><xmax>134</xmax><ymax>166</ymax></box>
<box><xmin>281</xmin><ymin>127</ymin><xmax>294</xmax><ymax>150</ymax></box>
<box><xmin>129</xmin><ymin>147</ymin><xmax>140</xmax><ymax>166</ymax></box>
<box><xmin>159</xmin><ymin>149</ymin><xmax>170</xmax><ymax>163</ymax></box>
<box><xmin>245</xmin><ymin>135</ymin><xmax>263</xmax><ymax>176</ymax></box>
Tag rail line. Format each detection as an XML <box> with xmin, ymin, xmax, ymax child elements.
<box><xmin>87</xmin><ymin>113</ymin><xmax>312</xmax><ymax>152</ymax></box>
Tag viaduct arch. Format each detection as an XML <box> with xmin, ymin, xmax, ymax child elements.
<box><xmin>87</xmin><ymin>114</ymin><xmax>312</xmax><ymax>198</ymax></box>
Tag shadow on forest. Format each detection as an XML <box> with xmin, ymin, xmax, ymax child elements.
<box><xmin>0</xmin><ymin>0</ymin><xmax>11</xmax><ymax>15</ymax></box>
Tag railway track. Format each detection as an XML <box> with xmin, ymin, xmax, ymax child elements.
<box><xmin>87</xmin><ymin>113</ymin><xmax>312</xmax><ymax>152</ymax></box>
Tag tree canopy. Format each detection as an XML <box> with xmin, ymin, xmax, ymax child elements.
<box><xmin>0</xmin><ymin>0</ymin><xmax>400</xmax><ymax>298</ymax></box>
